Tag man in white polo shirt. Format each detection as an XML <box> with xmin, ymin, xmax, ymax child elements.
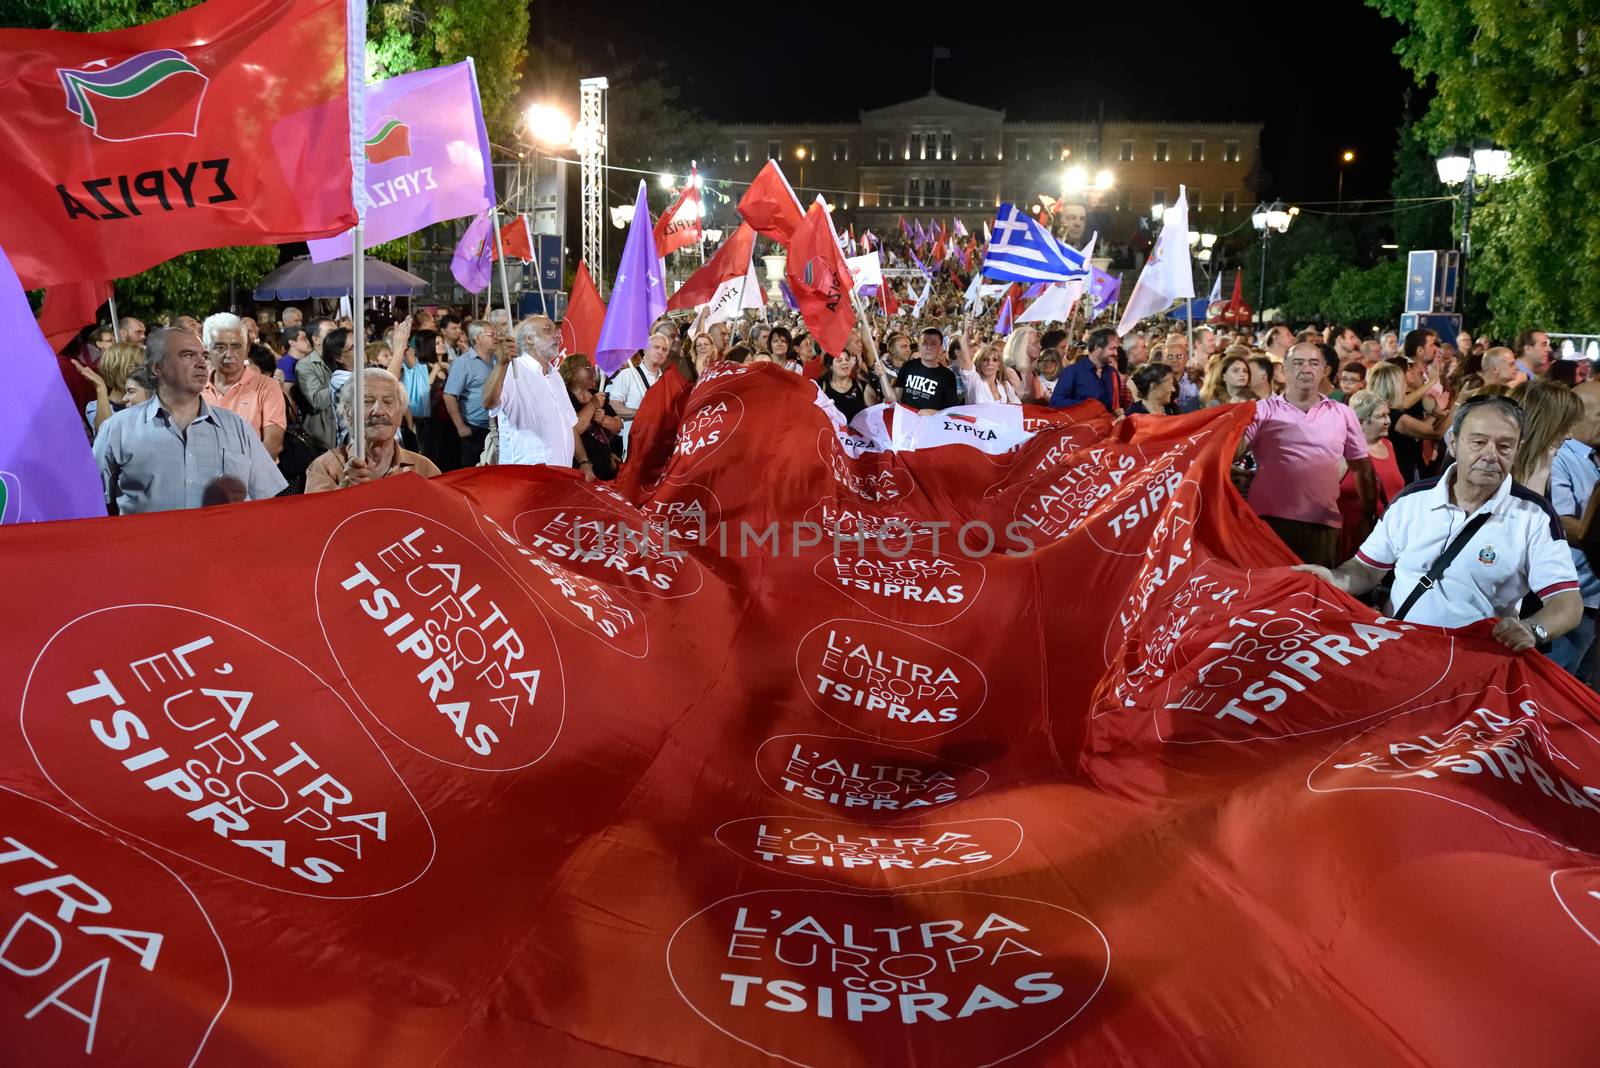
<box><xmin>1294</xmin><ymin>394</ymin><xmax>1582</xmax><ymax>651</ymax></box>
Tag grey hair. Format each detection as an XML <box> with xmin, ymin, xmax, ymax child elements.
<box><xmin>337</xmin><ymin>367</ymin><xmax>403</xmax><ymax>414</ymax></box>
<box><xmin>143</xmin><ymin>326</ymin><xmax>188</xmax><ymax>371</ymax></box>
<box><xmin>201</xmin><ymin>311</ymin><xmax>243</xmax><ymax>350</ymax></box>
<box><xmin>1347</xmin><ymin>388</ymin><xmax>1387</xmax><ymax>425</ymax></box>
<box><xmin>515</xmin><ymin>318</ymin><xmax>545</xmax><ymax>353</ymax></box>
<box><xmin>1450</xmin><ymin>394</ymin><xmax>1524</xmax><ymax>442</ymax></box>
<box><xmin>466</xmin><ymin>320</ymin><xmax>493</xmax><ymax>344</ymax></box>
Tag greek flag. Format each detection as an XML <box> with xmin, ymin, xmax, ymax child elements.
<box><xmin>980</xmin><ymin>203</ymin><xmax>1089</xmax><ymax>283</ymax></box>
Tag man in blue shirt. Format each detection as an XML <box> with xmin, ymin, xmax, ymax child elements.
<box><xmin>1050</xmin><ymin>327</ymin><xmax>1123</xmax><ymax>414</ymax></box>
<box><xmin>444</xmin><ymin>320</ymin><xmax>498</xmax><ymax>468</ymax></box>
<box><xmin>1549</xmin><ymin>379</ymin><xmax>1600</xmax><ymax>682</ymax></box>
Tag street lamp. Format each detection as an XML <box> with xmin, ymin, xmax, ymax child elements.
<box><xmin>1338</xmin><ymin>149</ymin><xmax>1354</xmax><ymax>206</ymax></box>
<box><xmin>1250</xmin><ymin>200</ymin><xmax>1297</xmax><ymax>326</ymax></box>
<box><xmin>1062</xmin><ymin>165</ymin><xmax>1088</xmax><ymax>193</ymax></box>
<box><xmin>1436</xmin><ymin>139</ymin><xmax>1510</xmax><ymax>310</ymax></box>
<box><xmin>795</xmin><ymin>146</ymin><xmax>808</xmax><ymax>189</ymax></box>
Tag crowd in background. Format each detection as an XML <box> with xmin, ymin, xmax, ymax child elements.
<box><xmin>64</xmin><ymin>294</ymin><xmax>1597</xmax><ymax>685</ymax></box>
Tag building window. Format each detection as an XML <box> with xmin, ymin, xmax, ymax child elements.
<box><xmin>733</xmin><ymin>141</ymin><xmax>749</xmax><ymax>163</ymax></box>
<box><xmin>833</xmin><ymin>140</ymin><xmax>849</xmax><ymax>162</ymax></box>
<box><xmin>767</xmin><ymin>140</ymin><xmax>780</xmax><ymax>160</ymax></box>
<box><xmin>1190</xmin><ymin>140</ymin><xmax>1204</xmax><ymax>162</ymax></box>
<box><xmin>1115</xmin><ymin>189</ymin><xmax>1130</xmax><ymax>212</ymax></box>
<box><xmin>1050</xmin><ymin>140</ymin><xmax>1063</xmax><ymax>160</ymax></box>
<box><xmin>1154</xmin><ymin>140</ymin><xmax>1169</xmax><ymax>162</ymax></box>
<box><xmin>875</xmin><ymin>185</ymin><xmax>891</xmax><ymax>207</ymax></box>
<box><xmin>939</xmin><ymin>178</ymin><xmax>953</xmax><ymax>205</ymax></box>
<box><xmin>1224</xmin><ymin>140</ymin><xmax>1239</xmax><ymax>163</ymax></box>
<box><xmin>1119</xmin><ymin>139</ymin><xmax>1134</xmax><ymax>161</ymax></box>
<box><xmin>1221</xmin><ymin>190</ymin><xmax>1237</xmax><ymax>212</ymax></box>
<box><xmin>941</xmin><ymin>132</ymin><xmax>953</xmax><ymax>160</ymax></box>
<box><xmin>1085</xmin><ymin>138</ymin><xmax>1100</xmax><ymax>160</ymax></box>
<box><xmin>800</xmin><ymin>140</ymin><xmax>816</xmax><ymax>162</ymax></box>
<box><xmin>1152</xmin><ymin>188</ymin><xmax>1167</xmax><ymax>212</ymax></box>
<box><xmin>877</xmin><ymin>138</ymin><xmax>889</xmax><ymax>162</ymax></box>
<box><xmin>1016</xmin><ymin>138</ymin><xmax>1030</xmax><ymax>161</ymax></box>
<box><xmin>1190</xmin><ymin>188</ymin><xmax>1202</xmax><ymax>211</ymax></box>
<box><xmin>970</xmin><ymin>138</ymin><xmax>986</xmax><ymax>161</ymax></box>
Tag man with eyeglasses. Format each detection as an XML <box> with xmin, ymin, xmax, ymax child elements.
<box><xmin>1295</xmin><ymin>394</ymin><xmax>1582</xmax><ymax>651</ymax></box>
<box><xmin>93</xmin><ymin>327</ymin><xmax>285</xmax><ymax>515</ymax></box>
<box><xmin>200</xmin><ymin>312</ymin><xmax>286</xmax><ymax>460</ymax></box>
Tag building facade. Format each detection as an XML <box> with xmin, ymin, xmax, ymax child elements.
<box><xmin>703</xmin><ymin>92</ymin><xmax>1263</xmax><ymax>247</ymax></box>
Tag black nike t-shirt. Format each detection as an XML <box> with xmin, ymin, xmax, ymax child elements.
<box><xmin>895</xmin><ymin>360</ymin><xmax>963</xmax><ymax>410</ymax></box>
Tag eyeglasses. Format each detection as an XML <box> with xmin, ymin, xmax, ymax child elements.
<box><xmin>211</xmin><ymin>341</ymin><xmax>246</xmax><ymax>352</ymax></box>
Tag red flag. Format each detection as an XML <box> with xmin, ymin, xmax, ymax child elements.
<box><xmin>37</xmin><ymin>280</ymin><xmax>111</xmax><ymax>355</ymax></box>
<box><xmin>784</xmin><ymin>197</ymin><xmax>856</xmax><ymax>354</ymax></box>
<box><xmin>494</xmin><ymin>215</ymin><xmax>535</xmax><ymax>261</ymax></box>
<box><xmin>653</xmin><ymin>168</ymin><xmax>703</xmax><ymax>257</ymax></box>
<box><xmin>667</xmin><ymin>222</ymin><xmax>755</xmax><ymax>311</ymax></box>
<box><xmin>559</xmin><ymin>260</ymin><xmax>606</xmax><ymax>358</ymax></box>
<box><xmin>0</xmin><ymin>0</ymin><xmax>357</xmax><ymax>289</ymax></box>
<box><xmin>736</xmin><ymin>160</ymin><xmax>804</xmax><ymax>245</ymax></box>
<box><xmin>880</xmin><ymin>280</ymin><xmax>901</xmax><ymax>316</ymax></box>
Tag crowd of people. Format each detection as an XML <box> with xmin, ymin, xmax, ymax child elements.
<box><xmin>62</xmin><ymin>295</ymin><xmax>1597</xmax><ymax>686</ymax></box>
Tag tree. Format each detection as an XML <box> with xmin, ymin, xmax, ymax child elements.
<box><xmin>1280</xmin><ymin>254</ymin><xmax>1347</xmax><ymax>321</ymax></box>
<box><xmin>1368</xmin><ymin>0</ymin><xmax>1600</xmax><ymax>334</ymax></box>
<box><xmin>113</xmin><ymin>246</ymin><xmax>281</xmax><ymax>322</ymax></box>
<box><xmin>1327</xmin><ymin>257</ymin><xmax>1407</xmax><ymax>328</ymax></box>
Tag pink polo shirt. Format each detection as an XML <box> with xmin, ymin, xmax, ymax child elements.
<box><xmin>1243</xmin><ymin>394</ymin><xmax>1368</xmax><ymax>528</ymax></box>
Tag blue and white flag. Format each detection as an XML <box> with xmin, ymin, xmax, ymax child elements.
<box><xmin>980</xmin><ymin>203</ymin><xmax>1089</xmax><ymax>283</ymax></box>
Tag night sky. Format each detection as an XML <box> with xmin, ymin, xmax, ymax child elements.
<box><xmin>540</xmin><ymin>1</ymin><xmax>1416</xmax><ymax>207</ymax></box>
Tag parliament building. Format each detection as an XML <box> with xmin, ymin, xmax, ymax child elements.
<box><xmin>703</xmin><ymin>92</ymin><xmax>1264</xmax><ymax>249</ymax></box>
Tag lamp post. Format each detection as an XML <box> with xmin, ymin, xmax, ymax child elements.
<box><xmin>1249</xmin><ymin>200</ymin><xmax>1296</xmax><ymax>327</ymax></box>
<box><xmin>1338</xmin><ymin>149</ymin><xmax>1354</xmax><ymax>207</ymax></box>
<box><xmin>1435</xmin><ymin>140</ymin><xmax>1509</xmax><ymax>313</ymax></box>
<box><xmin>795</xmin><ymin>146</ymin><xmax>807</xmax><ymax>191</ymax></box>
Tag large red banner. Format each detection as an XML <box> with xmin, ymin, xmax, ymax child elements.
<box><xmin>3</xmin><ymin>364</ymin><xmax>1600</xmax><ymax>1065</ymax></box>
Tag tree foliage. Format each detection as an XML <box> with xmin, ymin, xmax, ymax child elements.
<box><xmin>113</xmin><ymin>247</ymin><xmax>282</xmax><ymax>322</ymax></box>
<box><xmin>368</xmin><ymin>1</ymin><xmax>527</xmax><ymax>145</ymax></box>
<box><xmin>1328</xmin><ymin>257</ymin><xmax>1407</xmax><ymax>329</ymax></box>
<box><xmin>1368</xmin><ymin>0</ymin><xmax>1600</xmax><ymax>334</ymax></box>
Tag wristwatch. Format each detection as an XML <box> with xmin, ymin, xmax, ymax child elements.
<box><xmin>1530</xmin><ymin>622</ymin><xmax>1549</xmax><ymax>645</ymax></box>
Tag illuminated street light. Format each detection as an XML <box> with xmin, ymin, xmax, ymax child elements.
<box><xmin>1062</xmin><ymin>166</ymin><xmax>1088</xmax><ymax>193</ymax></box>
<box><xmin>1093</xmin><ymin>169</ymin><xmax>1114</xmax><ymax>191</ymax></box>
<box><xmin>523</xmin><ymin>103</ymin><xmax>572</xmax><ymax>147</ymax></box>
<box><xmin>657</xmin><ymin>172</ymin><xmax>675</xmax><ymax>190</ymax></box>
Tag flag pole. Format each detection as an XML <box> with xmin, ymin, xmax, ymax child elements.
<box><xmin>347</xmin><ymin>0</ymin><xmax>368</xmax><ymax>461</ymax></box>
<box><xmin>108</xmin><ymin>288</ymin><xmax>120</xmax><ymax>342</ymax></box>
<box><xmin>491</xmin><ymin>206</ymin><xmax>517</xmax><ymax>339</ymax></box>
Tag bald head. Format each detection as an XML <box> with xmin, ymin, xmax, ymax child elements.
<box><xmin>1482</xmin><ymin>347</ymin><xmax>1518</xmax><ymax>386</ymax></box>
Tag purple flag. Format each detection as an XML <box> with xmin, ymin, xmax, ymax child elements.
<box><xmin>451</xmin><ymin>212</ymin><xmax>494</xmax><ymax>292</ymax></box>
<box><xmin>909</xmin><ymin>249</ymin><xmax>931</xmax><ymax>278</ymax></box>
<box><xmin>308</xmin><ymin>60</ymin><xmax>494</xmax><ymax>261</ymax></box>
<box><xmin>778</xmin><ymin>280</ymin><xmax>800</xmax><ymax>311</ymax></box>
<box><xmin>996</xmin><ymin>295</ymin><xmax>1015</xmax><ymax>337</ymax></box>
<box><xmin>595</xmin><ymin>182</ymin><xmax>667</xmax><ymax>375</ymax></box>
<box><xmin>1023</xmin><ymin>281</ymin><xmax>1047</xmax><ymax>300</ymax></box>
<box><xmin>953</xmin><ymin>218</ymin><xmax>969</xmax><ymax>238</ymax></box>
<box><xmin>1090</xmin><ymin>266</ymin><xmax>1122</xmax><ymax>315</ymax></box>
<box><xmin>0</xmin><ymin>245</ymin><xmax>102</xmax><ymax>524</ymax></box>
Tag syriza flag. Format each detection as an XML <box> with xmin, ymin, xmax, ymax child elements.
<box><xmin>667</xmin><ymin>222</ymin><xmax>756</xmax><ymax>312</ymax></box>
<box><xmin>653</xmin><ymin>166</ymin><xmax>703</xmax><ymax>257</ymax></box>
<box><xmin>784</xmin><ymin>196</ymin><xmax>857</xmax><ymax>354</ymax></box>
<box><xmin>309</xmin><ymin>60</ymin><xmax>494</xmax><ymax>261</ymax></box>
<box><xmin>0</xmin><ymin>0</ymin><xmax>357</xmax><ymax>288</ymax></box>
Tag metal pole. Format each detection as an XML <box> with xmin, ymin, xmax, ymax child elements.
<box><xmin>1257</xmin><ymin>231</ymin><xmax>1268</xmax><ymax>328</ymax></box>
<box><xmin>109</xmin><ymin>290</ymin><xmax>121</xmax><ymax>342</ymax></box>
<box><xmin>1459</xmin><ymin>161</ymin><xmax>1475</xmax><ymax>314</ymax></box>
